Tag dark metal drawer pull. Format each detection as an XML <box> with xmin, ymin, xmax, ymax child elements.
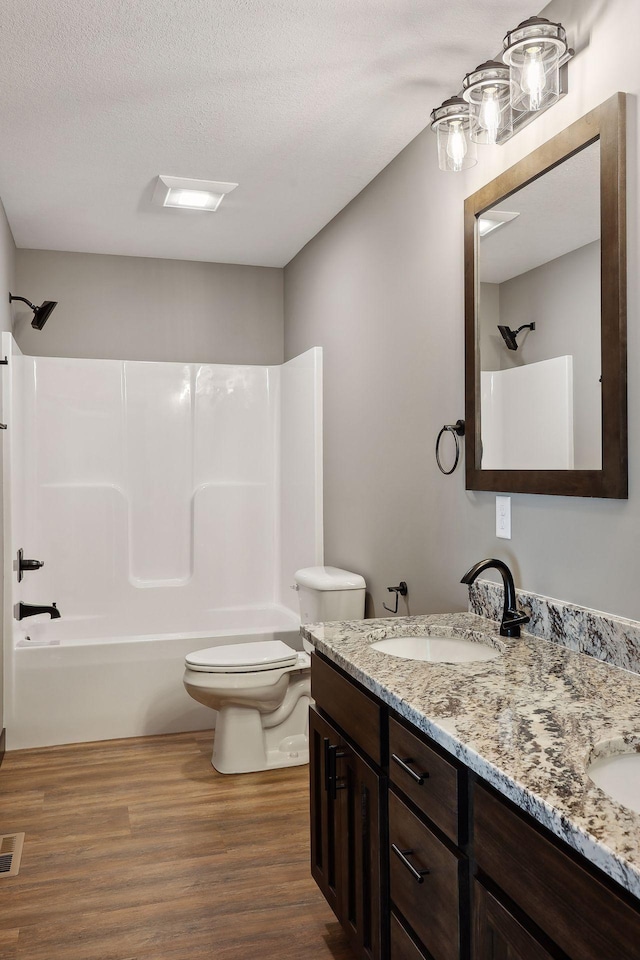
<box><xmin>392</xmin><ymin>754</ymin><xmax>429</xmax><ymax>785</ymax></box>
<box><xmin>391</xmin><ymin>843</ymin><xmax>430</xmax><ymax>883</ymax></box>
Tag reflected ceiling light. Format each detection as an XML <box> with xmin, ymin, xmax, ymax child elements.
<box><xmin>462</xmin><ymin>61</ymin><xmax>513</xmax><ymax>145</ymax></box>
<box><xmin>430</xmin><ymin>97</ymin><xmax>477</xmax><ymax>173</ymax></box>
<box><xmin>502</xmin><ymin>17</ymin><xmax>569</xmax><ymax>114</ymax></box>
<box><xmin>152</xmin><ymin>176</ymin><xmax>238</xmax><ymax>212</ymax></box>
<box><xmin>9</xmin><ymin>293</ymin><xmax>58</xmax><ymax>330</ymax></box>
<box><xmin>477</xmin><ymin>210</ymin><xmax>520</xmax><ymax>237</ymax></box>
<box><xmin>431</xmin><ymin>17</ymin><xmax>572</xmax><ymax>172</ymax></box>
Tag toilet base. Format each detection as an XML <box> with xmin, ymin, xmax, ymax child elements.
<box><xmin>211</xmin><ymin>692</ymin><xmax>310</xmax><ymax>775</ymax></box>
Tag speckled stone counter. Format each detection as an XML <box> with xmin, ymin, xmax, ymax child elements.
<box><xmin>302</xmin><ymin>612</ymin><xmax>640</xmax><ymax>900</ymax></box>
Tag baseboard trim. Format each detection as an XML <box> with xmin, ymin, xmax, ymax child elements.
<box><xmin>0</xmin><ymin>728</ymin><xmax>5</xmax><ymax>767</ymax></box>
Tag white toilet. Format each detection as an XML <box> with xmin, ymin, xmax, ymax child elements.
<box><xmin>183</xmin><ymin>566</ymin><xmax>366</xmax><ymax>774</ymax></box>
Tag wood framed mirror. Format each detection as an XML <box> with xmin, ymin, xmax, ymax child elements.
<box><xmin>464</xmin><ymin>92</ymin><xmax>626</xmax><ymax>498</ymax></box>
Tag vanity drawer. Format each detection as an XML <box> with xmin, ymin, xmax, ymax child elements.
<box><xmin>389</xmin><ymin>716</ymin><xmax>460</xmax><ymax>843</ymax></box>
<box><xmin>390</xmin><ymin>913</ymin><xmax>429</xmax><ymax>960</ymax></box>
<box><xmin>311</xmin><ymin>653</ymin><xmax>382</xmax><ymax>765</ymax></box>
<box><xmin>389</xmin><ymin>790</ymin><xmax>461</xmax><ymax>960</ymax></box>
<box><xmin>473</xmin><ymin>783</ymin><xmax>640</xmax><ymax>960</ymax></box>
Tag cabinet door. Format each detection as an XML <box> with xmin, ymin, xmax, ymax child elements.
<box><xmin>309</xmin><ymin>705</ymin><xmax>344</xmax><ymax>920</ymax></box>
<box><xmin>309</xmin><ymin>705</ymin><xmax>384</xmax><ymax>960</ymax></box>
<box><xmin>473</xmin><ymin>881</ymin><xmax>568</xmax><ymax>960</ymax></box>
<box><xmin>340</xmin><ymin>744</ymin><xmax>382</xmax><ymax>960</ymax></box>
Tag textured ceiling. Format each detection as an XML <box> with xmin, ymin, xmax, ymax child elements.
<box><xmin>0</xmin><ymin>0</ymin><xmax>533</xmax><ymax>266</ymax></box>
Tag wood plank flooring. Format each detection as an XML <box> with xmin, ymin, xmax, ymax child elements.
<box><xmin>0</xmin><ymin>730</ymin><xmax>355</xmax><ymax>960</ymax></box>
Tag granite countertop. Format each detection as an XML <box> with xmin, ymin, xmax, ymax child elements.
<box><xmin>302</xmin><ymin>612</ymin><xmax>640</xmax><ymax>900</ymax></box>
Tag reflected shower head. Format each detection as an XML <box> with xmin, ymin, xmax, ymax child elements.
<box><xmin>497</xmin><ymin>322</ymin><xmax>535</xmax><ymax>351</ymax></box>
<box><xmin>31</xmin><ymin>301</ymin><xmax>57</xmax><ymax>330</ymax></box>
<box><xmin>9</xmin><ymin>294</ymin><xmax>58</xmax><ymax>330</ymax></box>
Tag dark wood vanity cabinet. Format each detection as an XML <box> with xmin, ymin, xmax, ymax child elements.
<box><xmin>309</xmin><ymin>653</ymin><xmax>640</xmax><ymax>960</ymax></box>
<box><xmin>311</xmin><ymin>653</ymin><xmax>467</xmax><ymax>960</ymax></box>
<box><xmin>309</xmin><ymin>706</ymin><xmax>343</xmax><ymax>918</ymax></box>
<box><xmin>473</xmin><ymin>782</ymin><xmax>640</xmax><ymax>960</ymax></box>
<box><xmin>472</xmin><ymin>881</ymin><xmax>567</xmax><ymax>960</ymax></box>
<box><xmin>309</xmin><ymin>663</ymin><xmax>384</xmax><ymax>960</ymax></box>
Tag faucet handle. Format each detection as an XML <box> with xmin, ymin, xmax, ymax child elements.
<box><xmin>500</xmin><ymin>609</ymin><xmax>530</xmax><ymax>638</ymax></box>
<box><xmin>504</xmin><ymin>608</ymin><xmax>529</xmax><ymax>624</ymax></box>
<box><xmin>17</xmin><ymin>548</ymin><xmax>45</xmax><ymax>582</ymax></box>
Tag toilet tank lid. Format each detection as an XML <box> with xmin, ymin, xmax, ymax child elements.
<box><xmin>294</xmin><ymin>566</ymin><xmax>366</xmax><ymax>591</ymax></box>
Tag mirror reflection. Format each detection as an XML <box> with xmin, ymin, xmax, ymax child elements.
<box><xmin>477</xmin><ymin>140</ymin><xmax>601</xmax><ymax>470</ymax></box>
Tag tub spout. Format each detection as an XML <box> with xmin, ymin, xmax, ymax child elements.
<box><xmin>17</xmin><ymin>601</ymin><xmax>61</xmax><ymax>620</ymax></box>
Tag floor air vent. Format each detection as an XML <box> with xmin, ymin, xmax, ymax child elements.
<box><xmin>0</xmin><ymin>833</ymin><xmax>25</xmax><ymax>878</ymax></box>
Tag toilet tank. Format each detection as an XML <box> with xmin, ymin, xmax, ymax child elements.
<box><xmin>294</xmin><ymin>566</ymin><xmax>366</xmax><ymax>624</ymax></box>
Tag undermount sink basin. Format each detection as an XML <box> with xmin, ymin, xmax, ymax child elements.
<box><xmin>587</xmin><ymin>736</ymin><xmax>640</xmax><ymax>814</ymax></box>
<box><xmin>370</xmin><ymin>634</ymin><xmax>501</xmax><ymax>664</ymax></box>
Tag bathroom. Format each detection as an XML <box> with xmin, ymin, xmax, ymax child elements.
<box><xmin>0</xmin><ymin>0</ymin><xmax>639</xmax><ymax>957</ymax></box>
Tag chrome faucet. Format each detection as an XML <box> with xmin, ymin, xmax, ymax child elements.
<box><xmin>17</xmin><ymin>602</ymin><xmax>61</xmax><ymax>620</ymax></box>
<box><xmin>461</xmin><ymin>558</ymin><xmax>529</xmax><ymax>637</ymax></box>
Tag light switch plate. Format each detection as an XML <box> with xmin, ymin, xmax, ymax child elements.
<box><xmin>496</xmin><ymin>496</ymin><xmax>511</xmax><ymax>539</ymax></box>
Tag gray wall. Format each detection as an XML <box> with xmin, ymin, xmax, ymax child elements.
<box><xmin>0</xmin><ymin>199</ymin><xmax>16</xmax><ymax>731</ymax></box>
<box><xmin>15</xmin><ymin>250</ymin><xmax>284</xmax><ymax>364</ymax></box>
<box><xmin>479</xmin><ymin>283</ymin><xmax>502</xmax><ymax>373</ymax></box>
<box><xmin>285</xmin><ymin>133</ymin><xmax>469</xmax><ymax>617</ymax></box>
<box><xmin>285</xmin><ymin>0</ymin><xmax>640</xmax><ymax>622</ymax></box>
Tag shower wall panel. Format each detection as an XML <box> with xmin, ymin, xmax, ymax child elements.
<box><xmin>14</xmin><ymin>355</ymin><xmax>283</xmax><ymax>625</ymax></box>
<box><xmin>2</xmin><ymin>336</ymin><xmax>323</xmax><ymax>746</ymax></box>
<box><xmin>278</xmin><ymin>348</ymin><xmax>323</xmax><ymax>610</ymax></box>
<box><xmin>125</xmin><ymin>362</ymin><xmax>194</xmax><ymax>585</ymax></box>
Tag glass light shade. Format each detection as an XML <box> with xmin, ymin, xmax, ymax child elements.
<box><xmin>430</xmin><ymin>97</ymin><xmax>477</xmax><ymax>173</ymax></box>
<box><xmin>503</xmin><ymin>17</ymin><xmax>567</xmax><ymax>113</ymax></box>
<box><xmin>462</xmin><ymin>61</ymin><xmax>513</xmax><ymax>145</ymax></box>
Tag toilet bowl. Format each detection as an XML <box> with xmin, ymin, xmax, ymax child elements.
<box><xmin>183</xmin><ymin>566</ymin><xmax>366</xmax><ymax>775</ymax></box>
<box><xmin>183</xmin><ymin>640</ymin><xmax>311</xmax><ymax>774</ymax></box>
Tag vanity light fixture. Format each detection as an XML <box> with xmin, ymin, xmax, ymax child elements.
<box><xmin>430</xmin><ymin>97</ymin><xmax>478</xmax><ymax>173</ymax></box>
<box><xmin>152</xmin><ymin>176</ymin><xmax>238</xmax><ymax>212</ymax></box>
<box><xmin>502</xmin><ymin>17</ymin><xmax>569</xmax><ymax>114</ymax></box>
<box><xmin>462</xmin><ymin>61</ymin><xmax>513</xmax><ymax>145</ymax></box>
<box><xmin>431</xmin><ymin>16</ymin><xmax>573</xmax><ymax>172</ymax></box>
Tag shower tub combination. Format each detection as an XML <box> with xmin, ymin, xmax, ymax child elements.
<box><xmin>2</xmin><ymin>334</ymin><xmax>323</xmax><ymax>750</ymax></box>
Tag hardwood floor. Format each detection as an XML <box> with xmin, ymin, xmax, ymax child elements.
<box><xmin>0</xmin><ymin>730</ymin><xmax>355</xmax><ymax>960</ymax></box>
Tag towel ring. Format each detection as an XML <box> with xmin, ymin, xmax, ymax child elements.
<box><xmin>435</xmin><ymin>419</ymin><xmax>465</xmax><ymax>475</ymax></box>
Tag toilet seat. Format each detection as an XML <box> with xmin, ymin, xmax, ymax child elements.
<box><xmin>185</xmin><ymin>639</ymin><xmax>299</xmax><ymax>674</ymax></box>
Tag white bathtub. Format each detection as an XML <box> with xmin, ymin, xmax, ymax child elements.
<box><xmin>6</xmin><ymin>605</ymin><xmax>301</xmax><ymax>750</ymax></box>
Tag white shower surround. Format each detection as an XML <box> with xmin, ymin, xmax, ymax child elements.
<box><xmin>2</xmin><ymin>334</ymin><xmax>323</xmax><ymax>749</ymax></box>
